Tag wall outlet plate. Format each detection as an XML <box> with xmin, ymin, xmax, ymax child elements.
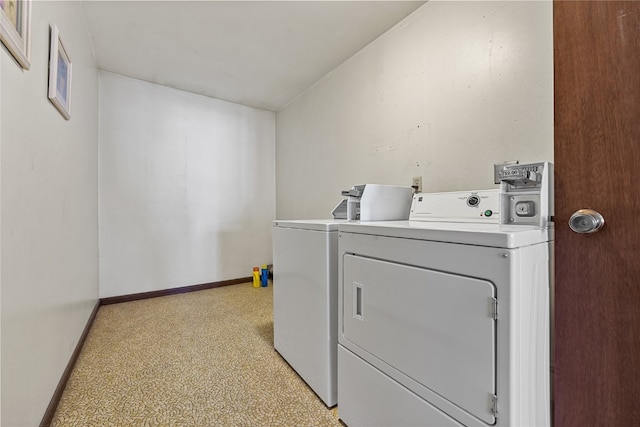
<box><xmin>412</xmin><ymin>176</ymin><xmax>422</xmax><ymax>193</ymax></box>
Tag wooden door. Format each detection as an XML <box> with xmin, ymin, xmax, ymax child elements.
<box><xmin>554</xmin><ymin>1</ymin><xmax>640</xmax><ymax>425</ymax></box>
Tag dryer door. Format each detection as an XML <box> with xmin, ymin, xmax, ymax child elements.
<box><xmin>342</xmin><ymin>254</ymin><xmax>496</xmax><ymax>424</ymax></box>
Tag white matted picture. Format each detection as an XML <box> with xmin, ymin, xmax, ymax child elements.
<box><xmin>0</xmin><ymin>0</ymin><xmax>31</xmax><ymax>69</ymax></box>
<box><xmin>48</xmin><ymin>25</ymin><xmax>72</xmax><ymax>120</ymax></box>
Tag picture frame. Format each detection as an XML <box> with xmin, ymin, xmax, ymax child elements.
<box><xmin>48</xmin><ymin>25</ymin><xmax>72</xmax><ymax>120</ymax></box>
<box><xmin>0</xmin><ymin>0</ymin><xmax>31</xmax><ymax>69</ymax></box>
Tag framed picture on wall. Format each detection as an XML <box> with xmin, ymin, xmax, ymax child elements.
<box><xmin>48</xmin><ymin>25</ymin><xmax>72</xmax><ymax>120</ymax></box>
<box><xmin>0</xmin><ymin>0</ymin><xmax>32</xmax><ymax>69</ymax></box>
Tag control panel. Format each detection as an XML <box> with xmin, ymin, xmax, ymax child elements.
<box><xmin>409</xmin><ymin>189</ymin><xmax>500</xmax><ymax>223</ymax></box>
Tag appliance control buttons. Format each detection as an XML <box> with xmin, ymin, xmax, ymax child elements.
<box><xmin>515</xmin><ymin>201</ymin><xmax>536</xmax><ymax>217</ymax></box>
<box><xmin>467</xmin><ymin>195</ymin><xmax>480</xmax><ymax>207</ymax></box>
<box><xmin>484</xmin><ymin>210</ymin><xmax>493</xmax><ymax>217</ymax></box>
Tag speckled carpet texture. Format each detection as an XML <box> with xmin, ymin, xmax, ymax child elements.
<box><xmin>52</xmin><ymin>282</ymin><xmax>341</xmax><ymax>426</ymax></box>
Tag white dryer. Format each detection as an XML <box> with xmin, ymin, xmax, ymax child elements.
<box><xmin>337</xmin><ymin>162</ymin><xmax>553</xmax><ymax>427</ymax></box>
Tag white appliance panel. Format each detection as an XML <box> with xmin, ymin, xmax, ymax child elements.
<box><xmin>410</xmin><ymin>189</ymin><xmax>500</xmax><ymax>223</ymax></box>
<box><xmin>342</xmin><ymin>254</ymin><xmax>496</xmax><ymax>424</ymax></box>
<box><xmin>337</xmin><ymin>229</ymin><xmax>551</xmax><ymax>426</ymax></box>
<box><xmin>338</xmin><ymin>220</ymin><xmax>553</xmax><ymax>248</ymax></box>
<box><xmin>338</xmin><ymin>346</ymin><xmax>465</xmax><ymax>427</ymax></box>
<box><xmin>273</xmin><ymin>224</ymin><xmax>337</xmax><ymax>406</ymax></box>
<box><xmin>273</xmin><ymin>219</ymin><xmax>342</xmax><ymax>232</ymax></box>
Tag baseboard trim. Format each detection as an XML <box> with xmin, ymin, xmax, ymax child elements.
<box><xmin>40</xmin><ymin>300</ymin><xmax>100</xmax><ymax>427</ymax></box>
<box><xmin>99</xmin><ymin>277</ymin><xmax>252</xmax><ymax>305</ymax></box>
<box><xmin>40</xmin><ymin>277</ymin><xmax>251</xmax><ymax>426</ymax></box>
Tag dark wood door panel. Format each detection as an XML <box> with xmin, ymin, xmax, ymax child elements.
<box><xmin>554</xmin><ymin>1</ymin><xmax>640</xmax><ymax>426</ymax></box>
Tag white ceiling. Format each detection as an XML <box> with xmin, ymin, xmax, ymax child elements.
<box><xmin>82</xmin><ymin>1</ymin><xmax>426</xmax><ymax>111</ymax></box>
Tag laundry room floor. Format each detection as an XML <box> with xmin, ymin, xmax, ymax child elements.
<box><xmin>51</xmin><ymin>282</ymin><xmax>341</xmax><ymax>426</ymax></box>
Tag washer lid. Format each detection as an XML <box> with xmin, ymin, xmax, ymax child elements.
<box><xmin>338</xmin><ymin>220</ymin><xmax>553</xmax><ymax>248</ymax></box>
<box><xmin>273</xmin><ymin>219</ymin><xmax>345</xmax><ymax>231</ymax></box>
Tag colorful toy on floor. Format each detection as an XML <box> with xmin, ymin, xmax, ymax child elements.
<box><xmin>252</xmin><ymin>267</ymin><xmax>260</xmax><ymax>288</ymax></box>
<box><xmin>261</xmin><ymin>264</ymin><xmax>269</xmax><ymax>287</ymax></box>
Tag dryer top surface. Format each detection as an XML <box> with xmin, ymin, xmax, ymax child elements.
<box><xmin>338</xmin><ymin>220</ymin><xmax>553</xmax><ymax>248</ymax></box>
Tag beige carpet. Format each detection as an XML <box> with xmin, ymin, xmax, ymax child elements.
<box><xmin>52</xmin><ymin>282</ymin><xmax>341</xmax><ymax>426</ymax></box>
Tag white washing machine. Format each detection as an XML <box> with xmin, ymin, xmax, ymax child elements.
<box><xmin>337</xmin><ymin>162</ymin><xmax>553</xmax><ymax>427</ymax></box>
<box><xmin>273</xmin><ymin>219</ymin><xmax>341</xmax><ymax>407</ymax></box>
<box><xmin>272</xmin><ymin>184</ymin><xmax>414</xmax><ymax>407</ymax></box>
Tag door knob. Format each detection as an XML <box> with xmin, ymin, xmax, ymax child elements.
<box><xmin>569</xmin><ymin>209</ymin><xmax>605</xmax><ymax>233</ymax></box>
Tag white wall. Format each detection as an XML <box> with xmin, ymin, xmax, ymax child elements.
<box><xmin>276</xmin><ymin>1</ymin><xmax>553</xmax><ymax>219</ymax></box>
<box><xmin>99</xmin><ymin>72</ymin><xmax>276</xmax><ymax>298</ymax></box>
<box><xmin>1</xmin><ymin>2</ymin><xmax>99</xmax><ymax>425</ymax></box>
<box><xmin>0</xmin><ymin>24</ymin><xmax>3</xmax><ymax>420</ymax></box>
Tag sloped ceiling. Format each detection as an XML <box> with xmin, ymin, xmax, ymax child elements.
<box><xmin>82</xmin><ymin>1</ymin><xmax>426</xmax><ymax>111</ymax></box>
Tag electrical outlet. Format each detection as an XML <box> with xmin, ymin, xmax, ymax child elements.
<box><xmin>412</xmin><ymin>176</ymin><xmax>423</xmax><ymax>193</ymax></box>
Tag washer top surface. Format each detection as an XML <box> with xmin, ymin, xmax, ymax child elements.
<box><xmin>338</xmin><ymin>220</ymin><xmax>554</xmax><ymax>248</ymax></box>
<box><xmin>273</xmin><ymin>219</ymin><xmax>346</xmax><ymax>232</ymax></box>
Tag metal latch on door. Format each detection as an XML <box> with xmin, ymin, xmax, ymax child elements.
<box><xmin>569</xmin><ymin>209</ymin><xmax>605</xmax><ymax>233</ymax></box>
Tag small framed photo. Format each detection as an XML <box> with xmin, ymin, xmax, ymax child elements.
<box><xmin>48</xmin><ymin>25</ymin><xmax>72</xmax><ymax>120</ymax></box>
<box><xmin>0</xmin><ymin>0</ymin><xmax>32</xmax><ymax>69</ymax></box>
